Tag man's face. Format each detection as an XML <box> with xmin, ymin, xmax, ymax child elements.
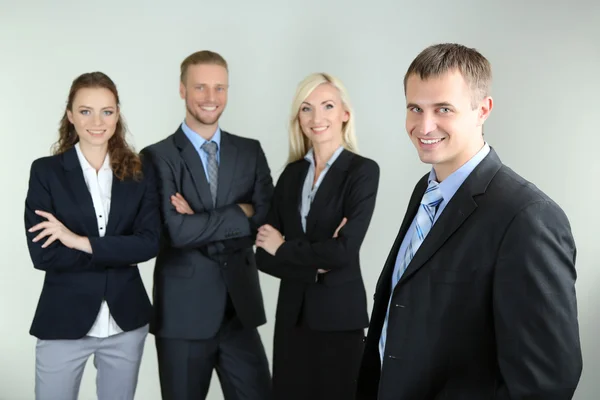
<box><xmin>180</xmin><ymin>63</ymin><xmax>229</xmax><ymax>128</ymax></box>
<box><xmin>405</xmin><ymin>70</ymin><xmax>492</xmax><ymax>181</ymax></box>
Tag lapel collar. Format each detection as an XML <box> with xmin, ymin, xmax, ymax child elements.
<box><xmin>290</xmin><ymin>161</ymin><xmax>310</xmax><ymax>234</ymax></box>
<box><xmin>61</xmin><ymin>147</ymin><xmax>99</xmax><ymax>236</ymax></box>
<box><xmin>105</xmin><ymin>174</ymin><xmax>126</xmax><ymax>235</ymax></box>
<box><xmin>174</xmin><ymin>128</ymin><xmax>214</xmax><ymax>210</ymax></box>
<box><xmin>395</xmin><ymin>148</ymin><xmax>503</xmax><ymax>288</ymax></box>
<box><xmin>215</xmin><ymin>131</ymin><xmax>238</xmax><ymax>208</ymax></box>
<box><xmin>305</xmin><ymin>149</ymin><xmax>353</xmax><ymax>236</ymax></box>
<box><xmin>375</xmin><ymin>174</ymin><xmax>428</xmax><ymax>295</ymax></box>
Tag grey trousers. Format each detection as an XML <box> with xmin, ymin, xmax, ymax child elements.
<box><xmin>35</xmin><ymin>324</ymin><xmax>149</xmax><ymax>400</ymax></box>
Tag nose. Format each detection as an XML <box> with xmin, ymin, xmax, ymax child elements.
<box><xmin>312</xmin><ymin>108</ymin><xmax>324</xmax><ymax>124</ymax></box>
<box><xmin>419</xmin><ymin>113</ymin><xmax>437</xmax><ymax>135</ymax></box>
<box><xmin>93</xmin><ymin>112</ymin><xmax>102</xmax><ymax>127</ymax></box>
<box><xmin>205</xmin><ymin>88</ymin><xmax>216</xmax><ymax>102</ymax></box>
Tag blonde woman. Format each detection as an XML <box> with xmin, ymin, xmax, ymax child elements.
<box><xmin>255</xmin><ymin>73</ymin><xmax>380</xmax><ymax>399</ymax></box>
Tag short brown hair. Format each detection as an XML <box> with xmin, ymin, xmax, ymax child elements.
<box><xmin>180</xmin><ymin>50</ymin><xmax>228</xmax><ymax>83</ymax></box>
<box><xmin>54</xmin><ymin>72</ymin><xmax>142</xmax><ymax>181</ymax></box>
<box><xmin>403</xmin><ymin>43</ymin><xmax>492</xmax><ymax>107</ymax></box>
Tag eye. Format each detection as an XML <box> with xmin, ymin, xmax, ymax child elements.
<box><xmin>301</xmin><ymin>106</ymin><xmax>311</xmax><ymax>112</ymax></box>
<box><xmin>439</xmin><ymin>107</ymin><xmax>451</xmax><ymax>113</ymax></box>
<box><xmin>195</xmin><ymin>85</ymin><xmax>204</xmax><ymax>91</ymax></box>
<box><xmin>80</xmin><ymin>110</ymin><xmax>90</xmax><ymax>115</ymax></box>
<box><xmin>325</xmin><ymin>103</ymin><xmax>334</xmax><ymax>110</ymax></box>
<box><xmin>103</xmin><ymin>110</ymin><xmax>114</xmax><ymax>116</ymax></box>
<box><xmin>409</xmin><ymin>106</ymin><xmax>422</xmax><ymax>113</ymax></box>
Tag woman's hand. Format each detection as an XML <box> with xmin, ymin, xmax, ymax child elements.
<box><xmin>29</xmin><ymin>210</ymin><xmax>91</xmax><ymax>253</ymax></box>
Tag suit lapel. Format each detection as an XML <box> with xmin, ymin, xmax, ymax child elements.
<box><xmin>62</xmin><ymin>148</ymin><xmax>99</xmax><ymax>236</ymax></box>
<box><xmin>375</xmin><ymin>175</ymin><xmax>427</xmax><ymax>295</ymax></box>
<box><xmin>175</xmin><ymin>129</ymin><xmax>214</xmax><ymax>211</ymax></box>
<box><xmin>395</xmin><ymin>149</ymin><xmax>503</xmax><ymax>287</ymax></box>
<box><xmin>105</xmin><ymin>175</ymin><xmax>126</xmax><ymax>235</ymax></box>
<box><xmin>216</xmin><ymin>132</ymin><xmax>238</xmax><ymax>208</ymax></box>
<box><xmin>304</xmin><ymin>150</ymin><xmax>352</xmax><ymax>236</ymax></box>
<box><xmin>292</xmin><ymin>161</ymin><xmax>310</xmax><ymax>233</ymax></box>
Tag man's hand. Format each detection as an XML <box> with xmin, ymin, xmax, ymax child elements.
<box><xmin>318</xmin><ymin>217</ymin><xmax>347</xmax><ymax>274</ymax></box>
<box><xmin>29</xmin><ymin>210</ymin><xmax>92</xmax><ymax>253</ymax></box>
<box><xmin>255</xmin><ymin>224</ymin><xmax>284</xmax><ymax>255</ymax></box>
<box><xmin>171</xmin><ymin>193</ymin><xmax>194</xmax><ymax>215</ymax></box>
<box><xmin>238</xmin><ymin>203</ymin><xmax>255</xmax><ymax>218</ymax></box>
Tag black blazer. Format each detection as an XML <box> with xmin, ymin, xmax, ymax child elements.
<box><xmin>141</xmin><ymin>127</ymin><xmax>274</xmax><ymax>340</ymax></box>
<box><xmin>357</xmin><ymin>148</ymin><xmax>582</xmax><ymax>400</ymax></box>
<box><xmin>24</xmin><ymin>147</ymin><xmax>161</xmax><ymax>340</ymax></box>
<box><xmin>256</xmin><ymin>149</ymin><xmax>380</xmax><ymax>331</ymax></box>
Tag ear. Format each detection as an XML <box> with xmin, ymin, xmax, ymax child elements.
<box><xmin>476</xmin><ymin>96</ymin><xmax>493</xmax><ymax>126</ymax></box>
<box><xmin>66</xmin><ymin>109</ymin><xmax>74</xmax><ymax>124</ymax></box>
<box><xmin>179</xmin><ymin>81</ymin><xmax>186</xmax><ymax>100</ymax></box>
<box><xmin>342</xmin><ymin>110</ymin><xmax>350</xmax><ymax>122</ymax></box>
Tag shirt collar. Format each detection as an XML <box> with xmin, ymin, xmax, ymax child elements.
<box><xmin>181</xmin><ymin>120</ymin><xmax>222</xmax><ymax>151</ymax></box>
<box><xmin>74</xmin><ymin>142</ymin><xmax>111</xmax><ymax>172</ymax></box>
<box><xmin>428</xmin><ymin>142</ymin><xmax>491</xmax><ymax>202</ymax></box>
<box><xmin>304</xmin><ymin>145</ymin><xmax>345</xmax><ymax>168</ymax></box>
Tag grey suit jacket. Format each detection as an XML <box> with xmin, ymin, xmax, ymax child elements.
<box><xmin>141</xmin><ymin>126</ymin><xmax>274</xmax><ymax>340</ymax></box>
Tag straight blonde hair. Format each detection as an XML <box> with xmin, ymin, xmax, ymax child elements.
<box><xmin>287</xmin><ymin>73</ymin><xmax>358</xmax><ymax>164</ymax></box>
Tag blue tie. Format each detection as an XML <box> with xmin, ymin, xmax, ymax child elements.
<box><xmin>378</xmin><ymin>181</ymin><xmax>443</xmax><ymax>362</ymax></box>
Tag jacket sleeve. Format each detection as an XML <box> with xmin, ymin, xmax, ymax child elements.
<box><xmin>141</xmin><ymin>147</ymin><xmax>252</xmax><ymax>250</ymax></box>
<box><xmin>216</xmin><ymin>141</ymin><xmax>275</xmax><ymax>254</ymax></box>
<box><xmin>255</xmin><ymin>166</ymin><xmax>319</xmax><ymax>283</ymax></box>
<box><xmin>24</xmin><ymin>159</ymin><xmax>94</xmax><ymax>272</ymax></box>
<box><xmin>493</xmin><ymin>200</ymin><xmax>582</xmax><ymax>399</ymax></box>
<box><xmin>274</xmin><ymin>159</ymin><xmax>380</xmax><ymax>270</ymax></box>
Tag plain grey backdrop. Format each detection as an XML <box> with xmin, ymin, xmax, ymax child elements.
<box><xmin>1</xmin><ymin>0</ymin><xmax>598</xmax><ymax>399</ymax></box>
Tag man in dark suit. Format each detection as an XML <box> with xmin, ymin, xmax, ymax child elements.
<box><xmin>141</xmin><ymin>50</ymin><xmax>274</xmax><ymax>400</ymax></box>
<box><xmin>357</xmin><ymin>43</ymin><xmax>582</xmax><ymax>399</ymax></box>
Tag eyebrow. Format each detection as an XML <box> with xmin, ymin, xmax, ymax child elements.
<box><xmin>302</xmin><ymin>100</ymin><xmax>336</xmax><ymax>106</ymax></box>
<box><xmin>406</xmin><ymin>102</ymin><xmax>455</xmax><ymax>109</ymax></box>
<box><xmin>77</xmin><ymin>105</ymin><xmax>116</xmax><ymax>110</ymax></box>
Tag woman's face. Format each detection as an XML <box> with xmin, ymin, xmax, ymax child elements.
<box><xmin>67</xmin><ymin>87</ymin><xmax>118</xmax><ymax>150</ymax></box>
<box><xmin>297</xmin><ymin>83</ymin><xmax>349</xmax><ymax>147</ymax></box>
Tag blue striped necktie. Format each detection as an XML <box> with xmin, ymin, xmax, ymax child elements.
<box><xmin>378</xmin><ymin>180</ymin><xmax>443</xmax><ymax>361</ymax></box>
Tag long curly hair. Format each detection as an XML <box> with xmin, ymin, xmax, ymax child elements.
<box><xmin>52</xmin><ymin>72</ymin><xmax>142</xmax><ymax>181</ymax></box>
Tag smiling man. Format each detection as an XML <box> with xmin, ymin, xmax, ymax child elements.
<box><xmin>357</xmin><ymin>43</ymin><xmax>582</xmax><ymax>399</ymax></box>
<box><xmin>141</xmin><ymin>50</ymin><xmax>274</xmax><ymax>400</ymax></box>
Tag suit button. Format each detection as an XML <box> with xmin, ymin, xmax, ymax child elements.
<box><xmin>394</xmin><ymin>304</ymin><xmax>406</xmax><ymax>308</ymax></box>
<box><xmin>224</xmin><ymin>262</ymin><xmax>228</xmax><ymax>267</ymax></box>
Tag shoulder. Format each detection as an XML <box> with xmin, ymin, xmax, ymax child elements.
<box><xmin>223</xmin><ymin>130</ymin><xmax>262</xmax><ymax>150</ymax></box>
<box><xmin>141</xmin><ymin>134</ymin><xmax>176</xmax><ymax>156</ymax></box>
<box><xmin>490</xmin><ymin>164</ymin><xmax>568</xmax><ymax>224</ymax></box>
<box><xmin>29</xmin><ymin>154</ymin><xmax>63</xmax><ymax>178</ymax></box>
<box><xmin>346</xmin><ymin>151</ymin><xmax>380</xmax><ymax>178</ymax></box>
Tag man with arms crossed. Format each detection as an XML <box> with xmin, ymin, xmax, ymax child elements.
<box><xmin>142</xmin><ymin>50</ymin><xmax>273</xmax><ymax>400</ymax></box>
<box><xmin>357</xmin><ymin>43</ymin><xmax>582</xmax><ymax>399</ymax></box>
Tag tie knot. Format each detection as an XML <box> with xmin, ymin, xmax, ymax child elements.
<box><xmin>421</xmin><ymin>181</ymin><xmax>443</xmax><ymax>208</ymax></box>
<box><xmin>201</xmin><ymin>141</ymin><xmax>218</xmax><ymax>155</ymax></box>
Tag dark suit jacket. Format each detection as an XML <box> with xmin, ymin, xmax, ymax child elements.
<box><xmin>141</xmin><ymin>127</ymin><xmax>274</xmax><ymax>340</ymax></box>
<box><xmin>24</xmin><ymin>147</ymin><xmax>161</xmax><ymax>340</ymax></box>
<box><xmin>357</xmin><ymin>148</ymin><xmax>582</xmax><ymax>400</ymax></box>
<box><xmin>256</xmin><ymin>149</ymin><xmax>379</xmax><ymax>331</ymax></box>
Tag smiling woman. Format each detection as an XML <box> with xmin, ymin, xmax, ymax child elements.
<box><xmin>54</xmin><ymin>72</ymin><xmax>142</xmax><ymax>181</ymax></box>
<box><xmin>23</xmin><ymin>72</ymin><xmax>161</xmax><ymax>400</ymax></box>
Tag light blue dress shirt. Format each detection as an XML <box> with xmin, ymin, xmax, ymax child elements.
<box><xmin>181</xmin><ymin>120</ymin><xmax>222</xmax><ymax>182</ymax></box>
<box><xmin>390</xmin><ymin>143</ymin><xmax>491</xmax><ymax>288</ymax></box>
